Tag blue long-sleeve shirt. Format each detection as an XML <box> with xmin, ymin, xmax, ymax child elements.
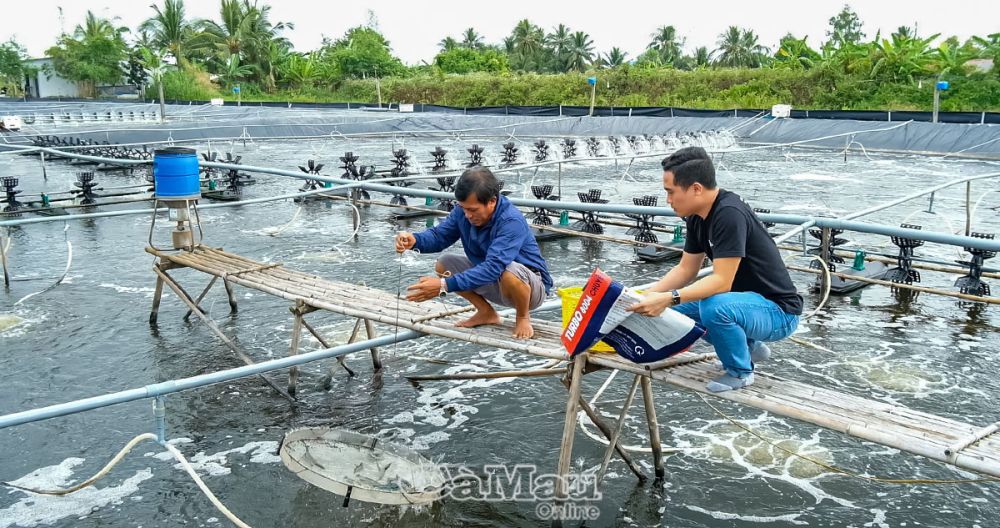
<box><xmin>413</xmin><ymin>195</ymin><xmax>553</xmax><ymax>294</ymax></box>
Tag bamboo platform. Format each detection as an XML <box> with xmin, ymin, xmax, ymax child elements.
<box><xmin>145</xmin><ymin>245</ymin><xmax>1000</xmax><ymax>485</ymax></box>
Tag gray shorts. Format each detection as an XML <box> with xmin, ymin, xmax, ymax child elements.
<box><xmin>437</xmin><ymin>253</ymin><xmax>545</xmax><ymax>310</ymax></box>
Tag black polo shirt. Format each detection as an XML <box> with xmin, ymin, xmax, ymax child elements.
<box><xmin>683</xmin><ymin>189</ymin><xmax>803</xmax><ymax>315</ymax></box>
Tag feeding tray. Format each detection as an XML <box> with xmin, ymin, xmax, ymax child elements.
<box><xmin>280</xmin><ymin>428</ymin><xmax>447</xmax><ymax>506</ymax></box>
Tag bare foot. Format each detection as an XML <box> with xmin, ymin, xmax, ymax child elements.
<box><xmin>455</xmin><ymin>309</ymin><xmax>501</xmax><ymax>328</ymax></box>
<box><xmin>512</xmin><ymin>316</ymin><xmax>534</xmax><ymax>339</ymax></box>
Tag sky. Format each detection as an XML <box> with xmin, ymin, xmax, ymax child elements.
<box><xmin>3</xmin><ymin>0</ymin><xmax>998</xmax><ymax>64</ymax></box>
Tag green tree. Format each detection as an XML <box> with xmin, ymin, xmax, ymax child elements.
<box><xmin>319</xmin><ymin>26</ymin><xmax>404</xmax><ymax>79</ymax></box>
<box><xmin>563</xmin><ymin>31</ymin><xmax>594</xmax><ymax>72</ymax></box>
<box><xmin>826</xmin><ymin>4</ymin><xmax>865</xmax><ymax>48</ymax></box>
<box><xmin>218</xmin><ymin>52</ymin><xmax>252</xmax><ymax>88</ymax></box>
<box><xmin>869</xmin><ymin>31</ymin><xmax>938</xmax><ymax>83</ymax></box>
<box><xmin>460</xmin><ymin>28</ymin><xmax>484</xmax><ymax>49</ymax></box>
<box><xmin>279</xmin><ymin>53</ymin><xmax>320</xmax><ymax>89</ymax></box>
<box><xmin>140</xmin><ymin>47</ymin><xmax>168</xmax><ymax>121</ymax></box>
<box><xmin>603</xmin><ymin>47</ymin><xmax>628</xmax><ymax>68</ymax></box>
<box><xmin>433</xmin><ymin>47</ymin><xmax>509</xmax><ymax>74</ymax></box>
<box><xmin>0</xmin><ymin>39</ymin><xmax>28</xmax><ymax>95</ymax></box>
<box><xmin>140</xmin><ymin>0</ymin><xmax>197</xmax><ymax>66</ymax></box>
<box><xmin>546</xmin><ymin>24</ymin><xmax>572</xmax><ymax>70</ymax></box>
<box><xmin>509</xmin><ymin>19</ymin><xmax>546</xmax><ymax>71</ymax></box>
<box><xmin>774</xmin><ymin>34</ymin><xmax>820</xmax><ymax>69</ymax></box>
<box><xmin>713</xmin><ymin>26</ymin><xmax>768</xmax><ymax>68</ymax></box>
<box><xmin>971</xmin><ymin>33</ymin><xmax>1000</xmax><ymax>74</ymax></box>
<box><xmin>438</xmin><ymin>36</ymin><xmax>459</xmax><ymax>51</ymax></box>
<box><xmin>931</xmin><ymin>39</ymin><xmax>978</xmax><ymax>78</ymax></box>
<box><xmin>46</xmin><ymin>10</ymin><xmax>129</xmax><ymax>97</ymax></box>
<box><xmin>648</xmin><ymin>25</ymin><xmax>684</xmax><ymax>66</ymax></box>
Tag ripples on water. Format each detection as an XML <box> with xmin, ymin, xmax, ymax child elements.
<box><xmin>1</xmin><ymin>134</ymin><xmax>998</xmax><ymax>527</ymax></box>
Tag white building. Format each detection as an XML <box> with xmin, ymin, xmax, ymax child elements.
<box><xmin>23</xmin><ymin>58</ymin><xmax>81</xmax><ymax>98</ymax></box>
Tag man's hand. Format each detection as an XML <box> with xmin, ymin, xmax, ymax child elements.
<box><xmin>406</xmin><ymin>275</ymin><xmax>443</xmax><ymax>302</ymax></box>
<box><xmin>626</xmin><ymin>291</ymin><xmax>672</xmax><ymax>317</ymax></box>
<box><xmin>395</xmin><ymin>232</ymin><xmax>416</xmax><ymax>253</ymax></box>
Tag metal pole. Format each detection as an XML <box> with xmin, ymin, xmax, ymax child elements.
<box><xmin>589</xmin><ymin>83</ymin><xmax>596</xmax><ymax>117</ymax></box>
<box><xmin>153</xmin><ymin>396</ymin><xmax>166</xmax><ymax>443</ymax></box>
<box><xmin>966</xmin><ymin>181</ymin><xmax>972</xmax><ymax>236</ymax></box>
<box><xmin>932</xmin><ymin>86</ymin><xmax>940</xmax><ymax>124</ymax></box>
<box><xmin>0</xmin><ymin>330</ymin><xmax>422</xmax><ymax>430</ymax></box>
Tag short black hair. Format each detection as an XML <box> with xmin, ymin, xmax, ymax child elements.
<box><xmin>455</xmin><ymin>166</ymin><xmax>500</xmax><ymax>204</ymax></box>
<box><xmin>660</xmin><ymin>146</ymin><xmax>717</xmax><ymax>190</ymax></box>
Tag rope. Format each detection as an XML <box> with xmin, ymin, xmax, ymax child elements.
<box><xmin>694</xmin><ymin>392</ymin><xmax>1000</xmax><ymax>485</ymax></box>
<box><xmin>14</xmin><ymin>223</ymin><xmax>73</xmax><ymax>305</ymax></box>
<box><xmin>266</xmin><ymin>206</ymin><xmax>302</xmax><ymax>237</ymax></box>
<box><xmin>2</xmin><ymin>433</ymin><xmax>253</xmax><ymax>526</ymax></box>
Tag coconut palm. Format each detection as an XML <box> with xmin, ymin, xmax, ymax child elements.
<box><xmin>713</xmin><ymin>26</ymin><xmax>769</xmax><ymax>68</ymax></box>
<box><xmin>140</xmin><ymin>47</ymin><xmax>168</xmax><ymax>122</ymax></box>
<box><xmin>140</xmin><ymin>0</ymin><xmax>195</xmax><ymax>65</ymax></box>
<box><xmin>460</xmin><ymin>28</ymin><xmax>484</xmax><ymax>49</ymax></box>
<box><xmin>74</xmin><ymin>11</ymin><xmax>124</xmax><ymax>41</ymax></box>
<box><xmin>648</xmin><ymin>25</ymin><xmax>684</xmax><ymax>66</ymax></box>
<box><xmin>604</xmin><ymin>47</ymin><xmax>628</xmax><ymax>68</ymax></box>
<box><xmin>546</xmin><ymin>24</ymin><xmax>572</xmax><ymax>69</ymax></box>
<box><xmin>509</xmin><ymin>19</ymin><xmax>545</xmax><ymax>71</ymax></box>
<box><xmin>439</xmin><ymin>36</ymin><xmax>459</xmax><ymax>51</ymax></box>
<box><xmin>563</xmin><ymin>31</ymin><xmax>594</xmax><ymax>72</ymax></box>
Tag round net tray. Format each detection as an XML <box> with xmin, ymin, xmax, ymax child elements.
<box><xmin>280</xmin><ymin>428</ymin><xmax>447</xmax><ymax>505</ymax></box>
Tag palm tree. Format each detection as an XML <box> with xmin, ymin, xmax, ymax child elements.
<box><xmin>510</xmin><ymin>19</ymin><xmax>545</xmax><ymax>71</ymax></box>
<box><xmin>564</xmin><ymin>31</ymin><xmax>594</xmax><ymax>72</ymax></box>
<box><xmin>648</xmin><ymin>25</ymin><xmax>684</xmax><ymax>66</ymax></box>
<box><xmin>693</xmin><ymin>46</ymin><xmax>710</xmax><ymax>68</ymax></box>
<box><xmin>74</xmin><ymin>11</ymin><xmax>123</xmax><ymax>41</ymax></box>
<box><xmin>546</xmin><ymin>24</ymin><xmax>572</xmax><ymax>69</ymax></box>
<box><xmin>198</xmin><ymin>0</ymin><xmax>292</xmax><ymax>90</ymax></box>
<box><xmin>439</xmin><ymin>36</ymin><xmax>459</xmax><ymax>51</ymax></box>
<box><xmin>140</xmin><ymin>0</ymin><xmax>194</xmax><ymax>66</ymax></box>
<box><xmin>713</xmin><ymin>26</ymin><xmax>768</xmax><ymax>68</ymax></box>
<box><xmin>218</xmin><ymin>52</ymin><xmax>252</xmax><ymax>88</ymax></box>
<box><xmin>460</xmin><ymin>28</ymin><xmax>484</xmax><ymax>49</ymax></box>
<box><xmin>604</xmin><ymin>47</ymin><xmax>627</xmax><ymax>68</ymax></box>
<box><xmin>140</xmin><ymin>47</ymin><xmax>168</xmax><ymax>122</ymax></box>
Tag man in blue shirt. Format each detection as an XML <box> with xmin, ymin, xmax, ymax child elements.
<box><xmin>396</xmin><ymin>167</ymin><xmax>553</xmax><ymax>339</ymax></box>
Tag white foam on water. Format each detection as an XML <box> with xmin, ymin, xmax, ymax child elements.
<box><xmin>685</xmin><ymin>505</ymin><xmax>808</xmax><ymax>525</ymax></box>
<box><xmin>0</xmin><ymin>314</ymin><xmax>25</xmax><ymax>333</ymax></box>
<box><xmin>789</xmin><ymin>173</ymin><xmax>845</xmax><ymax>182</ymax></box>
<box><xmin>0</xmin><ymin>458</ymin><xmax>154</xmax><ymax>528</ymax></box>
<box><xmin>151</xmin><ymin>440</ymin><xmax>280</xmax><ymax>477</ymax></box>
<box><xmin>672</xmin><ymin>416</ymin><xmax>854</xmax><ymax>508</ymax></box>
<box><xmin>864</xmin><ymin>508</ymin><xmax>889</xmax><ymax>528</ymax></box>
<box><xmin>98</xmin><ymin>283</ymin><xmax>157</xmax><ymax>297</ymax></box>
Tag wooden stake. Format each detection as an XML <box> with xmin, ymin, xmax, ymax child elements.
<box><xmin>640</xmin><ymin>376</ymin><xmax>666</xmax><ymax>480</ymax></box>
<box><xmin>148</xmin><ymin>274</ymin><xmax>164</xmax><ymax>324</ymax></box>
<box><xmin>288</xmin><ymin>300</ymin><xmax>305</xmax><ymax>396</ymax></box>
<box><xmin>568</xmin><ymin>381</ymin><xmax>647</xmax><ymax>482</ymax></box>
<box><xmin>363</xmin><ymin>318</ymin><xmax>382</xmax><ymax>370</ymax></box>
<box><xmin>596</xmin><ymin>374</ymin><xmax>641</xmax><ymax>486</ymax></box>
<box><xmin>183</xmin><ymin>276</ymin><xmax>218</xmax><ymax>321</ymax></box>
<box><xmin>223</xmin><ymin>278</ymin><xmax>238</xmax><ymax>313</ymax></box>
<box><xmin>0</xmin><ymin>231</ymin><xmax>10</xmax><ymax>289</ymax></box>
<box><xmin>554</xmin><ymin>353</ymin><xmax>587</xmax><ymax>501</ymax></box>
<box><xmin>300</xmin><ymin>317</ymin><xmax>355</xmax><ymax>377</ymax></box>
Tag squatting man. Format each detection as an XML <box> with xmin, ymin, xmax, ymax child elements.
<box><xmin>628</xmin><ymin>146</ymin><xmax>802</xmax><ymax>392</ymax></box>
<box><xmin>395</xmin><ymin>166</ymin><xmax>553</xmax><ymax>339</ymax></box>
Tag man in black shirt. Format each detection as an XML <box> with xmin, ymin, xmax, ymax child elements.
<box><xmin>628</xmin><ymin>147</ymin><xmax>802</xmax><ymax>392</ymax></box>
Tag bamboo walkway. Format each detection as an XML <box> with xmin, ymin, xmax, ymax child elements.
<box><xmin>145</xmin><ymin>245</ymin><xmax>1000</xmax><ymax>484</ymax></box>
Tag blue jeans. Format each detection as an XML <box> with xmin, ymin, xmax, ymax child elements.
<box><xmin>672</xmin><ymin>292</ymin><xmax>799</xmax><ymax>378</ymax></box>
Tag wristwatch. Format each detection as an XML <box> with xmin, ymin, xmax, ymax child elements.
<box><xmin>439</xmin><ymin>278</ymin><xmax>448</xmax><ymax>297</ymax></box>
<box><xmin>670</xmin><ymin>289</ymin><xmax>681</xmax><ymax>306</ymax></box>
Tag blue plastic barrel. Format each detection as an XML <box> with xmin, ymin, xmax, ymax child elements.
<box><xmin>153</xmin><ymin>147</ymin><xmax>200</xmax><ymax>200</ymax></box>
